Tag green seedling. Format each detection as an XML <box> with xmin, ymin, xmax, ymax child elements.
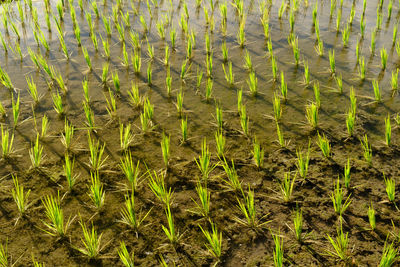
<box><xmin>280</xmin><ymin>172</ymin><xmax>297</xmax><ymax>202</ymax></box>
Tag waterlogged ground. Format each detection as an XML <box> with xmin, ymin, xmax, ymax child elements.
<box><xmin>0</xmin><ymin>0</ymin><xmax>400</xmax><ymax>265</ymax></box>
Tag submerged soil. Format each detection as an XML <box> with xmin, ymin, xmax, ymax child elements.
<box><xmin>0</xmin><ymin>0</ymin><xmax>400</xmax><ymax>266</ymax></box>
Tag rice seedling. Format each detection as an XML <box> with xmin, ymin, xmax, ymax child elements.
<box><xmin>368</xmin><ymin>203</ymin><xmax>376</xmax><ymax>231</ymax></box>
<box><xmin>272</xmin><ymin>231</ymin><xmax>284</xmax><ymax>267</ymax></box>
<box><xmin>346</xmin><ymin>108</ymin><xmax>356</xmax><ymax>137</ymax></box>
<box><xmin>101</xmin><ymin>16</ymin><xmax>112</xmax><ymax>38</ymax></box>
<box><xmin>116</xmin><ymin>22</ymin><xmax>125</xmax><ymax>43</ymax></box>
<box><xmin>247</xmin><ymin>71</ymin><xmax>258</xmax><ymax>96</ymax></box>
<box><xmin>163</xmin><ymin>45</ymin><xmax>170</xmax><ymax>67</ymax></box>
<box><xmin>296</xmin><ymin>142</ymin><xmax>311</xmax><ymax>179</ymax></box>
<box><xmin>221</xmin><ymin>42</ymin><xmax>228</xmax><ymax>63</ymax></box>
<box><xmin>359</xmin><ymin>134</ymin><xmax>372</xmax><ymax>166</ymax></box>
<box><xmin>315</xmin><ymin>38</ymin><xmax>324</xmax><ymax>57</ymax></box>
<box><xmin>0</xmin><ymin>66</ymin><xmax>14</xmax><ymax>90</ymax></box>
<box><xmin>74</xmin><ymin>23</ymin><xmax>82</xmax><ymax>47</ymax></box>
<box><xmin>336</xmin><ymin>9</ymin><xmax>342</xmax><ymax>33</ymax></box>
<box><xmin>384</xmin><ymin>115</ymin><xmax>392</xmax><ymax>147</ymax></box>
<box><xmin>139</xmin><ymin>15</ymin><xmax>148</xmax><ymax>33</ymax></box>
<box><xmin>26</xmin><ymin>76</ymin><xmax>41</xmax><ymax>104</ymax></box>
<box><xmin>273</xmin><ymin>92</ymin><xmax>282</xmax><ymax>122</ymax></box>
<box><xmin>384</xmin><ymin>174</ymin><xmax>396</xmax><ymax>203</ymax></box>
<box><xmin>0</xmin><ymin>241</ymin><xmax>7</xmax><ymax>267</ymax></box>
<box><xmin>119</xmin><ymin>151</ymin><xmax>141</xmax><ymax>191</ymax></box>
<box><xmin>0</xmin><ymin>32</ymin><xmax>7</xmax><ymax>53</ymax></box>
<box><xmin>206</xmin><ymin>53</ymin><xmax>213</xmax><ymax>78</ymax></box>
<box><xmin>162</xmin><ymin>204</ymin><xmax>180</xmax><ymax>245</ymax></box>
<box><xmin>205</xmin><ymin>78</ymin><xmax>213</xmax><ymax>101</ymax></box>
<box><xmin>280</xmin><ymin>172</ymin><xmax>297</xmax><ymax>203</ymax></box>
<box><xmin>292</xmin><ymin>38</ymin><xmax>300</xmax><ymax>66</ymax></box>
<box><xmin>380</xmin><ymin>239</ymin><xmax>398</xmax><ymax>266</ymax></box>
<box><xmin>222</xmin><ymin>62</ymin><xmax>235</xmax><ymax>87</ymax></box>
<box><xmin>235</xmin><ymin>186</ymin><xmax>268</xmax><ymax>229</ymax></box>
<box><xmin>326</xmin><ymin>224</ymin><xmax>349</xmax><ymax>261</ymax></box>
<box><xmin>371</xmin><ymin>30</ymin><xmax>376</xmax><ymax>52</ymax></box>
<box><xmin>88</xmin><ymin>171</ymin><xmax>105</xmax><ymax>209</ymax></box>
<box><xmin>373</xmin><ymin>80</ymin><xmax>381</xmax><ymax>102</ymax></box>
<box><xmin>356</xmin><ymin>41</ymin><xmax>361</xmax><ymax>62</ymax></box>
<box><xmin>376</xmin><ymin>10</ymin><xmax>382</xmax><ymax>30</ymax></box>
<box><xmin>147</xmin><ymin>63</ymin><xmax>152</xmax><ymax>86</ymax></box>
<box><xmin>197</xmin><ymin>68</ymin><xmax>204</xmax><ymax>88</ymax></box>
<box><xmin>305</xmin><ymin>102</ymin><xmax>318</xmax><ymax>129</ymax></box>
<box><xmin>381</xmin><ymin>47</ymin><xmax>388</xmax><ymax>70</ymax></box>
<box><xmin>341</xmin><ymin>158</ymin><xmax>351</xmax><ymax>189</ymax></box>
<box><xmin>215</xmin><ymin>130</ymin><xmax>225</xmax><ymax>158</ymax></box>
<box><xmin>1</xmin><ymin>125</ymin><xmax>14</xmax><ymax>158</ymax></box>
<box><xmin>101</xmin><ymin>36</ymin><xmax>110</xmax><ymax>59</ymax></box>
<box><xmin>81</xmin><ymin>46</ymin><xmax>92</xmax><ymax>72</ymax></box>
<box><xmin>243</xmin><ymin>50</ymin><xmax>253</xmax><ymax>72</ymax></box>
<box><xmin>278</xmin><ymin>0</ymin><xmax>285</xmax><ymax>19</ymax></box>
<box><xmin>334</xmin><ymin>75</ymin><xmax>343</xmax><ymax>95</ymax></box>
<box><xmin>393</xmin><ymin>24</ymin><xmax>398</xmax><ymax>47</ymax></box>
<box><xmin>118</xmin><ymin>241</ymin><xmax>135</xmax><ymax>267</ymax></box>
<box><xmin>313</xmin><ymin>82</ymin><xmax>321</xmax><ymax>108</ymax></box>
<box><xmin>215</xmin><ymin>105</ymin><xmax>223</xmax><ymax>130</ymax></box>
<box><xmin>63</xmin><ymin>153</ymin><xmax>78</xmax><ymax>191</ymax></box>
<box><xmin>195</xmin><ymin>138</ymin><xmax>216</xmax><ymax>182</ymax></box>
<box><xmin>289</xmin><ymin>10</ymin><xmax>295</xmax><ymax>33</ymax></box>
<box><xmin>274</xmin><ymin>121</ymin><xmax>287</xmax><ymax>147</ymax></box>
<box><xmin>105</xmin><ymin>88</ymin><xmax>117</xmax><ymax>118</ymax></box>
<box><xmin>29</xmin><ymin>134</ymin><xmax>43</xmax><ymax>169</ymax></box>
<box><xmin>61</xmin><ymin>120</ymin><xmax>74</xmax><ymax>151</ymax></box>
<box><xmin>41</xmin><ymin>192</ymin><xmax>70</xmax><ymax>237</ymax></box>
<box><xmin>342</xmin><ymin>24</ymin><xmax>350</xmax><ymax>47</ymax></box>
<box><xmin>331</xmin><ymin>177</ymin><xmax>352</xmax><ymax>216</ymax></box>
<box><xmin>348</xmin><ymin>5</ymin><xmax>355</xmax><ymax>25</ymax></box>
<box><xmin>39</xmin><ymin>115</ymin><xmax>49</xmax><ymax>139</ymax></box>
<box><xmin>271</xmin><ymin>55</ymin><xmax>278</xmax><ymax>80</ymax></box>
<box><xmin>87</xmin><ymin>132</ymin><xmax>107</xmax><ymax>172</ymax></box>
<box><xmin>221</xmin><ymin>157</ymin><xmax>241</xmax><ymax>191</ymax></box>
<box><xmin>160</xmin><ymin>132</ymin><xmax>170</xmax><ymax>169</ymax></box>
<box><xmin>148</xmin><ymin>170</ymin><xmax>172</xmax><ymax>206</ymax></box>
<box><xmin>280</xmin><ymin>72</ymin><xmax>288</xmax><ymax>101</ymax></box>
<box><xmin>237</xmin><ymin>88</ymin><xmax>243</xmax><ymax>114</ymax></box>
<box><xmin>143</xmin><ymin>98</ymin><xmax>154</xmax><ymax>122</ymax></box>
<box><xmin>180</xmin><ymin>60</ymin><xmax>191</xmax><ymax>81</ymax></box>
<box><xmin>11</xmin><ymin>174</ymin><xmax>30</xmax><ymax>216</ymax></box>
<box><xmin>83</xmin><ymin>102</ymin><xmax>95</xmax><ymax>130</ymax></box>
<box><xmin>303</xmin><ymin>61</ymin><xmax>310</xmax><ymax>86</ymax></box>
<box><xmin>120</xmin><ymin>124</ymin><xmax>134</xmax><ymax>152</ymax></box>
<box><xmin>76</xmin><ymin>221</ymin><xmax>103</xmax><ymax>259</ymax></box>
<box><xmin>180</xmin><ymin>117</ymin><xmax>188</xmax><ymax>143</ymax></box>
<box><xmin>119</xmin><ymin>193</ymin><xmax>151</xmax><ymax>232</ymax></box>
<box><xmin>358</xmin><ymin>57</ymin><xmax>366</xmax><ymax>81</ymax></box>
<box><xmin>121</xmin><ymin>44</ymin><xmax>129</xmax><ymax>68</ymax></box>
<box><xmin>239</xmin><ymin>104</ymin><xmax>249</xmax><ymax>136</ymax></box>
<box><xmin>388</xmin><ymin>0</ymin><xmax>393</xmax><ymax>20</ymax></box>
<box><xmin>317</xmin><ymin>132</ymin><xmax>331</xmax><ymax>158</ymax></box>
<box><xmin>329</xmin><ymin>49</ymin><xmax>335</xmax><ymax>74</ymax></box>
<box><xmin>190</xmin><ymin>181</ymin><xmax>210</xmax><ymax>218</ymax></box>
<box><xmin>147</xmin><ymin>42</ymin><xmax>154</xmax><ymax>61</ymax></box>
<box><xmin>112</xmin><ymin>71</ymin><xmax>120</xmax><ymax>95</ymax></box>
<box><xmin>360</xmin><ymin>19</ymin><xmax>366</xmax><ymax>38</ymax></box>
<box><xmin>391</xmin><ymin>69</ymin><xmax>399</xmax><ymax>92</ymax></box>
<box><xmin>0</xmin><ymin>102</ymin><xmax>5</xmax><ymax>119</ymax></box>
<box><xmin>52</xmin><ymin>91</ymin><xmax>64</xmax><ymax>116</ymax></box>
<box><xmin>293</xmin><ymin>207</ymin><xmax>303</xmax><ymax>242</ymax></box>
<box><xmin>252</xmin><ymin>137</ymin><xmax>264</xmax><ymax>169</ymax></box>
<box><xmin>237</xmin><ymin>20</ymin><xmax>246</xmax><ymax>48</ymax></box>
<box><xmin>199</xmin><ymin>222</ymin><xmax>222</xmax><ymax>261</ymax></box>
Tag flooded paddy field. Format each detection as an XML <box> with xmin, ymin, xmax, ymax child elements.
<box><xmin>0</xmin><ymin>0</ymin><xmax>400</xmax><ymax>265</ymax></box>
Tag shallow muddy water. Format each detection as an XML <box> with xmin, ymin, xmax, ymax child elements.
<box><xmin>0</xmin><ymin>0</ymin><xmax>400</xmax><ymax>266</ymax></box>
